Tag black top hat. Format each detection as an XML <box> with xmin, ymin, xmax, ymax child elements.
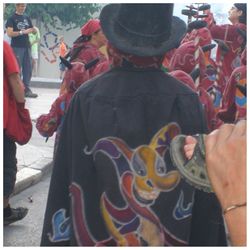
<box><xmin>100</xmin><ymin>4</ymin><xmax>187</xmax><ymax>57</ymax></box>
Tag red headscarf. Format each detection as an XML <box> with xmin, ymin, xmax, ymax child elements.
<box><xmin>81</xmin><ymin>19</ymin><xmax>101</xmax><ymax>36</ymax></box>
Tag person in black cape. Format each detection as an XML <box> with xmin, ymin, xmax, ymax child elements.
<box><xmin>41</xmin><ymin>4</ymin><xmax>227</xmax><ymax>246</ymax></box>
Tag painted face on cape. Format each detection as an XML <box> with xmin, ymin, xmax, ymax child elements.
<box><xmin>131</xmin><ymin>146</ymin><xmax>179</xmax><ymax>205</ymax></box>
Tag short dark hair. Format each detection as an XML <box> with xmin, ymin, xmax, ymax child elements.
<box><xmin>234</xmin><ymin>3</ymin><xmax>247</xmax><ymax>24</ymax></box>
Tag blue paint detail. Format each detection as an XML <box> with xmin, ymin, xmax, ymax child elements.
<box><xmin>208</xmin><ymin>74</ymin><xmax>216</xmax><ymax>81</ymax></box>
<box><xmin>60</xmin><ymin>101</ymin><xmax>65</xmax><ymax>111</ymax></box>
<box><xmin>119</xmin><ymin>217</ymin><xmax>140</xmax><ymax>235</ymax></box>
<box><xmin>48</xmin><ymin>209</ymin><xmax>70</xmax><ymax>242</ymax></box>
<box><xmin>235</xmin><ymin>96</ymin><xmax>246</xmax><ymax>107</ymax></box>
<box><xmin>213</xmin><ymin>90</ymin><xmax>222</xmax><ymax>108</ymax></box>
<box><xmin>173</xmin><ymin>190</ymin><xmax>193</xmax><ymax>220</ymax></box>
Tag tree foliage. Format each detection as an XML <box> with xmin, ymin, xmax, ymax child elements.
<box><xmin>4</xmin><ymin>3</ymin><xmax>102</xmax><ymax>28</ymax></box>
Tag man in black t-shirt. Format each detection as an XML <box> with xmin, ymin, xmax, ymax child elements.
<box><xmin>6</xmin><ymin>3</ymin><xmax>38</xmax><ymax>98</ymax></box>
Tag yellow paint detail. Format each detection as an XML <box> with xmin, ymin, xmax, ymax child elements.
<box><xmin>150</xmin><ymin>123</ymin><xmax>180</xmax><ymax>151</ymax></box>
<box><xmin>133</xmin><ymin>146</ymin><xmax>180</xmax><ymax>193</ymax></box>
<box><xmin>100</xmin><ymin>196</ymin><xmax>127</xmax><ymax>245</ymax></box>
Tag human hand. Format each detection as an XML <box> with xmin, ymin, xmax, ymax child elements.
<box><xmin>183</xmin><ymin>121</ymin><xmax>246</xmax><ymax>209</ymax></box>
<box><xmin>32</xmin><ymin>27</ymin><xmax>37</xmax><ymax>34</ymax></box>
<box><xmin>205</xmin><ymin>121</ymin><xmax>246</xmax><ymax>210</ymax></box>
<box><xmin>48</xmin><ymin>118</ymin><xmax>57</xmax><ymax>126</ymax></box>
<box><xmin>23</xmin><ymin>28</ymin><xmax>35</xmax><ymax>35</ymax></box>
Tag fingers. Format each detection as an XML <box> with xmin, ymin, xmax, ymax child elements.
<box><xmin>184</xmin><ymin>144</ymin><xmax>196</xmax><ymax>160</ymax></box>
<box><xmin>231</xmin><ymin>120</ymin><xmax>246</xmax><ymax>137</ymax></box>
<box><xmin>206</xmin><ymin>124</ymin><xmax>234</xmax><ymax>155</ymax></box>
<box><xmin>215</xmin><ymin>123</ymin><xmax>234</xmax><ymax>145</ymax></box>
<box><xmin>205</xmin><ymin>121</ymin><xmax>246</xmax><ymax>156</ymax></box>
<box><xmin>204</xmin><ymin>128</ymin><xmax>218</xmax><ymax>154</ymax></box>
<box><xmin>184</xmin><ymin>136</ymin><xmax>197</xmax><ymax>160</ymax></box>
<box><xmin>185</xmin><ymin>135</ymin><xmax>197</xmax><ymax>144</ymax></box>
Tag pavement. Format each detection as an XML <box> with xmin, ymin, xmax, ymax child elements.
<box><xmin>12</xmin><ymin>78</ymin><xmax>60</xmax><ymax>195</ymax></box>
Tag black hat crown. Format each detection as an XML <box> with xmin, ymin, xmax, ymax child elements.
<box><xmin>100</xmin><ymin>4</ymin><xmax>187</xmax><ymax>56</ymax></box>
<box><xmin>115</xmin><ymin>4</ymin><xmax>172</xmax><ymax>42</ymax></box>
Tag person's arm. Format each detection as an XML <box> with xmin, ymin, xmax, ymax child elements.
<box><xmin>36</xmin><ymin>97</ymin><xmax>63</xmax><ymax>138</ymax></box>
<box><xmin>6</xmin><ymin>26</ymin><xmax>22</xmax><ymax>37</ymax></box>
<box><xmin>6</xmin><ymin>15</ymin><xmax>36</xmax><ymax>38</ymax></box>
<box><xmin>4</xmin><ymin>41</ymin><xmax>25</xmax><ymax>103</ymax></box>
<box><xmin>184</xmin><ymin>121</ymin><xmax>246</xmax><ymax>246</ymax></box>
<box><xmin>7</xmin><ymin>26</ymin><xmax>35</xmax><ymax>37</ymax></box>
<box><xmin>205</xmin><ymin>121</ymin><xmax>246</xmax><ymax>246</ymax></box>
<box><xmin>203</xmin><ymin>8</ymin><xmax>239</xmax><ymax>41</ymax></box>
<box><xmin>223</xmin><ymin>205</ymin><xmax>246</xmax><ymax>246</ymax></box>
<box><xmin>8</xmin><ymin>73</ymin><xmax>25</xmax><ymax>103</ymax></box>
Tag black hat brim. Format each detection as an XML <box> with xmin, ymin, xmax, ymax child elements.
<box><xmin>100</xmin><ymin>4</ymin><xmax>187</xmax><ymax>57</ymax></box>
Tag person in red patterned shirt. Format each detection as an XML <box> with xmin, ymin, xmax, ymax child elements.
<box><xmin>203</xmin><ymin>4</ymin><xmax>246</xmax><ymax>82</ymax></box>
<box><xmin>169</xmin><ymin>69</ymin><xmax>222</xmax><ymax>132</ymax></box>
<box><xmin>36</xmin><ymin>57</ymin><xmax>99</xmax><ymax>157</ymax></box>
<box><xmin>217</xmin><ymin>48</ymin><xmax>246</xmax><ymax>123</ymax></box>
<box><xmin>60</xmin><ymin>19</ymin><xmax>109</xmax><ymax>95</ymax></box>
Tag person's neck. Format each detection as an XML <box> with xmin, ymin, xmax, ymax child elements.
<box><xmin>15</xmin><ymin>11</ymin><xmax>24</xmax><ymax>15</ymax></box>
<box><xmin>229</xmin><ymin>17</ymin><xmax>239</xmax><ymax>25</ymax></box>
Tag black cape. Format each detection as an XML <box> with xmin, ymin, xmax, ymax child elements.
<box><xmin>41</xmin><ymin>66</ymin><xmax>227</xmax><ymax>246</ymax></box>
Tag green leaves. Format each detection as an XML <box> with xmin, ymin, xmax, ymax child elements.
<box><xmin>4</xmin><ymin>4</ymin><xmax>102</xmax><ymax>28</ymax></box>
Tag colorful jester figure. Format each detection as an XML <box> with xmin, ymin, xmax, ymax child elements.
<box><xmin>69</xmin><ymin>123</ymin><xmax>182</xmax><ymax>246</ymax></box>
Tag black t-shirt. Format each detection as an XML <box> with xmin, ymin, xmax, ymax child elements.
<box><xmin>6</xmin><ymin>12</ymin><xmax>33</xmax><ymax>48</ymax></box>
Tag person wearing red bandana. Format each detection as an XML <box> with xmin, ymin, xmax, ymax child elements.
<box><xmin>36</xmin><ymin>60</ymin><xmax>91</xmax><ymax>157</ymax></box>
<box><xmin>60</xmin><ymin>19</ymin><xmax>109</xmax><ymax>95</ymax></box>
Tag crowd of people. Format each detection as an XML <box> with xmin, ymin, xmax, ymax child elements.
<box><xmin>3</xmin><ymin>3</ymin><xmax>246</xmax><ymax>247</ymax></box>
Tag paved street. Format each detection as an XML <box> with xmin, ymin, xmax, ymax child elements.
<box><xmin>4</xmin><ymin>173</ymin><xmax>51</xmax><ymax>246</ymax></box>
<box><xmin>17</xmin><ymin>86</ymin><xmax>59</xmax><ymax>165</ymax></box>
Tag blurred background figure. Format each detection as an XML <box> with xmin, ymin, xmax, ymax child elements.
<box><xmin>59</xmin><ymin>18</ymin><xmax>109</xmax><ymax>94</ymax></box>
<box><xmin>29</xmin><ymin>26</ymin><xmax>40</xmax><ymax>77</ymax></box>
<box><xmin>6</xmin><ymin>3</ymin><xmax>38</xmax><ymax>98</ymax></box>
<box><xmin>58</xmin><ymin>36</ymin><xmax>68</xmax><ymax>79</ymax></box>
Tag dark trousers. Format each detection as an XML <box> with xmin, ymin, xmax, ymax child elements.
<box><xmin>12</xmin><ymin>47</ymin><xmax>32</xmax><ymax>92</ymax></box>
<box><xmin>4</xmin><ymin>132</ymin><xmax>17</xmax><ymax>198</ymax></box>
